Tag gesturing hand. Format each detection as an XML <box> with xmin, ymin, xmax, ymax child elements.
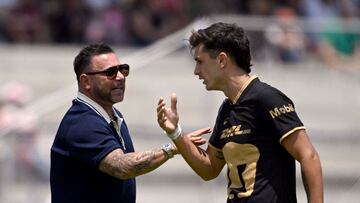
<box><xmin>186</xmin><ymin>128</ymin><xmax>212</xmax><ymax>146</ymax></box>
<box><xmin>172</xmin><ymin>128</ymin><xmax>212</xmax><ymax>155</ymax></box>
<box><xmin>157</xmin><ymin>93</ymin><xmax>179</xmax><ymax>134</ymax></box>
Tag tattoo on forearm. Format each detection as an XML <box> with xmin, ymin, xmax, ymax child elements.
<box><xmin>132</xmin><ymin>151</ymin><xmax>156</xmax><ymax>172</ymax></box>
<box><xmin>99</xmin><ymin>149</ymin><xmax>165</xmax><ymax>179</ymax></box>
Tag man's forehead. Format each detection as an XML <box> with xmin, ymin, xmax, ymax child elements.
<box><xmin>193</xmin><ymin>44</ymin><xmax>206</xmax><ymax>58</ymax></box>
<box><xmin>91</xmin><ymin>53</ymin><xmax>120</xmax><ymax>68</ymax></box>
<box><xmin>93</xmin><ymin>53</ymin><xmax>117</xmax><ymax>61</ymax></box>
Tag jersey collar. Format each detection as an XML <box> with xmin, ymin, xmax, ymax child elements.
<box><xmin>231</xmin><ymin>75</ymin><xmax>258</xmax><ymax>104</ymax></box>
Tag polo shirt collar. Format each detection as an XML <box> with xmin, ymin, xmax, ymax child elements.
<box><xmin>77</xmin><ymin>92</ymin><xmax>120</xmax><ymax>124</ymax></box>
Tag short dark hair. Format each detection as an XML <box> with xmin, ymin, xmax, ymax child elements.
<box><xmin>189</xmin><ymin>22</ymin><xmax>252</xmax><ymax>73</ymax></box>
<box><xmin>73</xmin><ymin>43</ymin><xmax>115</xmax><ymax>82</ymax></box>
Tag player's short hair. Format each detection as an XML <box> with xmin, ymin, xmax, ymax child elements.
<box><xmin>189</xmin><ymin>22</ymin><xmax>252</xmax><ymax>73</ymax></box>
<box><xmin>73</xmin><ymin>43</ymin><xmax>114</xmax><ymax>82</ymax></box>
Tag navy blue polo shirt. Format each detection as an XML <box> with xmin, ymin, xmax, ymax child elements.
<box><xmin>50</xmin><ymin>93</ymin><xmax>136</xmax><ymax>203</ymax></box>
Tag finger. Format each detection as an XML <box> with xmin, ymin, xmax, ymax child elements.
<box><xmin>191</xmin><ymin>127</ymin><xmax>212</xmax><ymax>136</ymax></box>
<box><xmin>158</xmin><ymin>97</ymin><xmax>164</xmax><ymax>105</ymax></box>
<box><xmin>157</xmin><ymin>106</ymin><xmax>166</xmax><ymax>121</ymax></box>
<box><xmin>189</xmin><ymin>136</ymin><xmax>206</xmax><ymax>143</ymax></box>
<box><xmin>189</xmin><ymin>135</ymin><xmax>202</xmax><ymax>141</ymax></box>
<box><xmin>157</xmin><ymin>107</ymin><xmax>164</xmax><ymax>117</ymax></box>
<box><xmin>190</xmin><ymin>136</ymin><xmax>207</xmax><ymax>146</ymax></box>
<box><xmin>170</xmin><ymin>93</ymin><xmax>177</xmax><ymax>113</ymax></box>
<box><xmin>193</xmin><ymin>139</ymin><xmax>207</xmax><ymax>146</ymax></box>
<box><xmin>157</xmin><ymin>111</ymin><xmax>167</xmax><ymax>124</ymax></box>
<box><xmin>156</xmin><ymin>101</ymin><xmax>166</xmax><ymax>113</ymax></box>
<box><xmin>157</xmin><ymin>98</ymin><xmax>165</xmax><ymax>109</ymax></box>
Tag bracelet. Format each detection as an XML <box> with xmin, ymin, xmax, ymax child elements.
<box><xmin>165</xmin><ymin>123</ymin><xmax>182</xmax><ymax>140</ymax></box>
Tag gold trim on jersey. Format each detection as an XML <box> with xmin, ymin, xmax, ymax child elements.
<box><xmin>279</xmin><ymin>126</ymin><xmax>306</xmax><ymax>143</ymax></box>
<box><xmin>232</xmin><ymin>75</ymin><xmax>258</xmax><ymax>104</ymax></box>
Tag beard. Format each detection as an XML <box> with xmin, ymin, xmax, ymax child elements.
<box><xmin>92</xmin><ymin>84</ymin><xmax>124</xmax><ymax>106</ymax></box>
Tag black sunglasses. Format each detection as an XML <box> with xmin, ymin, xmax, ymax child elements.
<box><xmin>85</xmin><ymin>64</ymin><xmax>130</xmax><ymax>79</ymax></box>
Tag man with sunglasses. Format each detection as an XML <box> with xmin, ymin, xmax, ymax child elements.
<box><xmin>50</xmin><ymin>43</ymin><xmax>207</xmax><ymax>203</ymax></box>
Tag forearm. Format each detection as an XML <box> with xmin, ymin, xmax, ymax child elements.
<box><xmin>300</xmin><ymin>153</ymin><xmax>323</xmax><ymax>203</ymax></box>
<box><xmin>99</xmin><ymin>148</ymin><xmax>169</xmax><ymax>179</ymax></box>
<box><xmin>174</xmin><ymin>135</ymin><xmax>219</xmax><ymax>180</ymax></box>
<box><xmin>156</xmin><ymin>95</ymin><xmax>220</xmax><ymax>179</ymax></box>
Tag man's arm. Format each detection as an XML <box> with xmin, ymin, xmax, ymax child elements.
<box><xmin>157</xmin><ymin>93</ymin><xmax>226</xmax><ymax>180</ymax></box>
<box><xmin>98</xmin><ymin>132</ymin><xmax>208</xmax><ymax>180</ymax></box>
<box><xmin>98</xmin><ymin>147</ymin><xmax>170</xmax><ymax>180</ymax></box>
<box><xmin>282</xmin><ymin>129</ymin><xmax>323</xmax><ymax>203</ymax></box>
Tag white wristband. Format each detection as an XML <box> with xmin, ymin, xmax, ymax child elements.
<box><xmin>165</xmin><ymin>124</ymin><xmax>182</xmax><ymax>140</ymax></box>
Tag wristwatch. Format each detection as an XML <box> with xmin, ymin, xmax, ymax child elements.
<box><xmin>162</xmin><ymin>143</ymin><xmax>174</xmax><ymax>159</ymax></box>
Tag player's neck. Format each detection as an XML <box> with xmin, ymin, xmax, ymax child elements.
<box><xmin>227</xmin><ymin>74</ymin><xmax>251</xmax><ymax>104</ymax></box>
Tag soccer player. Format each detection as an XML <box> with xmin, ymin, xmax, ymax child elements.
<box><xmin>157</xmin><ymin>22</ymin><xmax>323</xmax><ymax>202</ymax></box>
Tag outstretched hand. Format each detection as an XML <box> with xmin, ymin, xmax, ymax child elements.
<box><xmin>172</xmin><ymin>127</ymin><xmax>212</xmax><ymax>154</ymax></box>
<box><xmin>157</xmin><ymin>93</ymin><xmax>179</xmax><ymax>134</ymax></box>
<box><xmin>186</xmin><ymin>127</ymin><xmax>212</xmax><ymax>146</ymax></box>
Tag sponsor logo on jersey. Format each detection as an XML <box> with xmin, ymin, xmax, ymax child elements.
<box><xmin>269</xmin><ymin>103</ymin><xmax>295</xmax><ymax>119</ymax></box>
<box><xmin>220</xmin><ymin>125</ymin><xmax>251</xmax><ymax>139</ymax></box>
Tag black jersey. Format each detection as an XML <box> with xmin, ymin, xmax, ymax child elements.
<box><xmin>209</xmin><ymin>76</ymin><xmax>305</xmax><ymax>203</ymax></box>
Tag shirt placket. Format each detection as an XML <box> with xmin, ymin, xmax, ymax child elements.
<box><xmin>111</xmin><ymin>119</ymin><xmax>126</xmax><ymax>151</ymax></box>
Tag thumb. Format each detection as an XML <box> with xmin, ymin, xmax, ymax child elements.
<box><xmin>170</xmin><ymin>93</ymin><xmax>177</xmax><ymax>112</ymax></box>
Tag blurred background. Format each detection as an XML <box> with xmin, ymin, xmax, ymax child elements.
<box><xmin>0</xmin><ymin>0</ymin><xmax>360</xmax><ymax>202</ymax></box>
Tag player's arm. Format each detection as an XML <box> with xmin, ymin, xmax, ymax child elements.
<box><xmin>281</xmin><ymin>129</ymin><xmax>323</xmax><ymax>203</ymax></box>
<box><xmin>98</xmin><ymin>147</ymin><xmax>171</xmax><ymax>180</ymax></box>
<box><xmin>157</xmin><ymin>93</ymin><xmax>225</xmax><ymax>180</ymax></box>
<box><xmin>173</xmin><ymin>129</ymin><xmax>226</xmax><ymax>181</ymax></box>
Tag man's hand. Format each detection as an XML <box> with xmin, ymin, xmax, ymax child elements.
<box><xmin>187</xmin><ymin>128</ymin><xmax>212</xmax><ymax>146</ymax></box>
<box><xmin>157</xmin><ymin>93</ymin><xmax>179</xmax><ymax>134</ymax></box>
<box><xmin>171</xmin><ymin>127</ymin><xmax>212</xmax><ymax>155</ymax></box>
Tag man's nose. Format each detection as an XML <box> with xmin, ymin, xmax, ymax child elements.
<box><xmin>115</xmin><ymin>70</ymin><xmax>125</xmax><ymax>80</ymax></box>
<box><xmin>194</xmin><ymin>66</ymin><xmax>200</xmax><ymax>75</ymax></box>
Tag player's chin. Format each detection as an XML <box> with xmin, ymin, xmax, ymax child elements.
<box><xmin>204</xmin><ymin>84</ymin><xmax>214</xmax><ymax>91</ymax></box>
<box><xmin>202</xmin><ymin>81</ymin><xmax>209</xmax><ymax>89</ymax></box>
<box><xmin>203</xmin><ymin>81</ymin><xmax>213</xmax><ymax>90</ymax></box>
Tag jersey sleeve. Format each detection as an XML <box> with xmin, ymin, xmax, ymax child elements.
<box><xmin>258</xmin><ymin>87</ymin><xmax>305</xmax><ymax>142</ymax></box>
<box><xmin>65</xmin><ymin>113</ymin><xmax>120</xmax><ymax>168</ymax></box>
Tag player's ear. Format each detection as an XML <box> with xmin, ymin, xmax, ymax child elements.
<box><xmin>79</xmin><ymin>74</ymin><xmax>91</xmax><ymax>90</ymax></box>
<box><xmin>218</xmin><ymin>52</ymin><xmax>228</xmax><ymax>69</ymax></box>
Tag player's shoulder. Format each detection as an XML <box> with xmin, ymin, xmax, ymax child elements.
<box><xmin>252</xmin><ymin>79</ymin><xmax>286</xmax><ymax>98</ymax></box>
<box><xmin>243</xmin><ymin>78</ymin><xmax>274</xmax><ymax>99</ymax></box>
<box><xmin>247</xmin><ymin>79</ymin><xmax>293</xmax><ymax>108</ymax></box>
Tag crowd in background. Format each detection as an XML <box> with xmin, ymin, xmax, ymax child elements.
<box><xmin>0</xmin><ymin>0</ymin><xmax>359</xmax><ymax>69</ymax></box>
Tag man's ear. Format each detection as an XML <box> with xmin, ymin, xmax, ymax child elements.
<box><xmin>218</xmin><ymin>52</ymin><xmax>228</xmax><ymax>68</ymax></box>
<box><xmin>79</xmin><ymin>74</ymin><xmax>91</xmax><ymax>90</ymax></box>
